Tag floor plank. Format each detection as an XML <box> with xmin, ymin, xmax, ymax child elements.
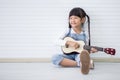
<box><xmin>0</xmin><ymin>62</ymin><xmax>120</xmax><ymax>80</ymax></box>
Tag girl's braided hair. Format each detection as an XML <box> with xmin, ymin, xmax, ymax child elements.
<box><xmin>68</xmin><ymin>7</ymin><xmax>91</xmax><ymax>46</ymax></box>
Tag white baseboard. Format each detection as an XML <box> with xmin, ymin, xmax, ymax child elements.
<box><xmin>92</xmin><ymin>58</ymin><xmax>120</xmax><ymax>62</ymax></box>
<box><xmin>0</xmin><ymin>58</ymin><xmax>51</xmax><ymax>63</ymax></box>
<box><xmin>0</xmin><ymin>58</ymin><xmax>120</xmax><ymax>63</ymax></box>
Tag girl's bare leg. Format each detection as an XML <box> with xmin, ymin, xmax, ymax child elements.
<box><xmin>60</xmin><ymin>58</ymin><xmax>77</xmax><ymax>67</ymax></box>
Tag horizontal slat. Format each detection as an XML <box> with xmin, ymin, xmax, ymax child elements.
<box><xmin>0</xmin><ymin>0</ymin><xmax>120</xmax><ymax>58</ymax></box>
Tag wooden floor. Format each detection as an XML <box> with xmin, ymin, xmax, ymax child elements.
<box><xmin>0</xmin><ymin>62</ymin><xmax>120</xmax><ymax>80</ymax></box>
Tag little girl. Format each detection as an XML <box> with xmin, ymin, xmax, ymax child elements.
<box><xmin>52</xmin><ymin>7</ymin><xmax>98</xmax><ymax>74</ymax></box>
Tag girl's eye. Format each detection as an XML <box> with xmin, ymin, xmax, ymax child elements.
<box><xmin>74</xmin><ymin>17</ymin><xmax>78</xmax><ymax>19</ymax></box>
<box><xmin>70</xmin><ymin>17</ymin><xmax>73</xmax><ymax>19</ymax></box>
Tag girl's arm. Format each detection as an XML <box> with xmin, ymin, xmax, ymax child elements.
<box><xmin>84</xmin><ymin>31</ymin><xmax>98</xmax><ymax>53</ymax></box>
<box><xmin>54</xmin><ymin>28</ymin><xmax>70</xmax><ymax>46</ymax></box>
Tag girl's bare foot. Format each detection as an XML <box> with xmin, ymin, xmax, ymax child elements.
<box><xmin>80</xmin><ymin>50</ymin><xmax>90</xmax><ymax>74</ymax></box>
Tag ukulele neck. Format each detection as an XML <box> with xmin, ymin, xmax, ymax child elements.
<box><xmin>84</xmin><ymin>45</ymin><xmax>104</xmax><ymax>52</ymax></box>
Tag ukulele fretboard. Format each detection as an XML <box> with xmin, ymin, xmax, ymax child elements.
<box><xmin>84</xmin><ymin>45</ymin><xmax>104</xmax><ymax>51</ymax></box>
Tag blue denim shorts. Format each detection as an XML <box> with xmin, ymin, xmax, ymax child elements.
<box><xmin>51</xmin><ymin>53</ymin><xmax>80</xmax><ymax>66</ymax></box>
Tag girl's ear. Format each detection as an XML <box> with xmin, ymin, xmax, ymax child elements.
<box><xmin>81</xmin><ymin>17</ymin><xmax>86</xmax><ymax>23</ymax></box>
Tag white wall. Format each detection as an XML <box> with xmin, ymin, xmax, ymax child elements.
<box><xmin>0</xmin><ymin>0</ymin><xmax>120</xmax><ymax>58</ymax></box>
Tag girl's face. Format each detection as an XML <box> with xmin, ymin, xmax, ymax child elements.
<box><xmin>69</xmin><ymin>15</ymin><xmax>83</xmax><ymax>28</ymax></box>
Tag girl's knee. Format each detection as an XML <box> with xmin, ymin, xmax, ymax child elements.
<box><xmin>51</xmin><ymin>54</ymin><xmax>64</xmax><ymax>65</ymax></box>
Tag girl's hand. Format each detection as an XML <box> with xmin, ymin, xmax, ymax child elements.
<box><xmin>90</xmin><ymin>48</ymin><xmax>98</xmax><ymax>53</ymax></box>
<box><xmin>66</xmin><ymin>41</ymin><xmax>80</xmax><ymax>49</ymax></box>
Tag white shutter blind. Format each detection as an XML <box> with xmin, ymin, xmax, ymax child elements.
<box><xmin>0</xmin><ymin>0</ymin><xmax>120</xmax><ymax>58</ymax></box>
